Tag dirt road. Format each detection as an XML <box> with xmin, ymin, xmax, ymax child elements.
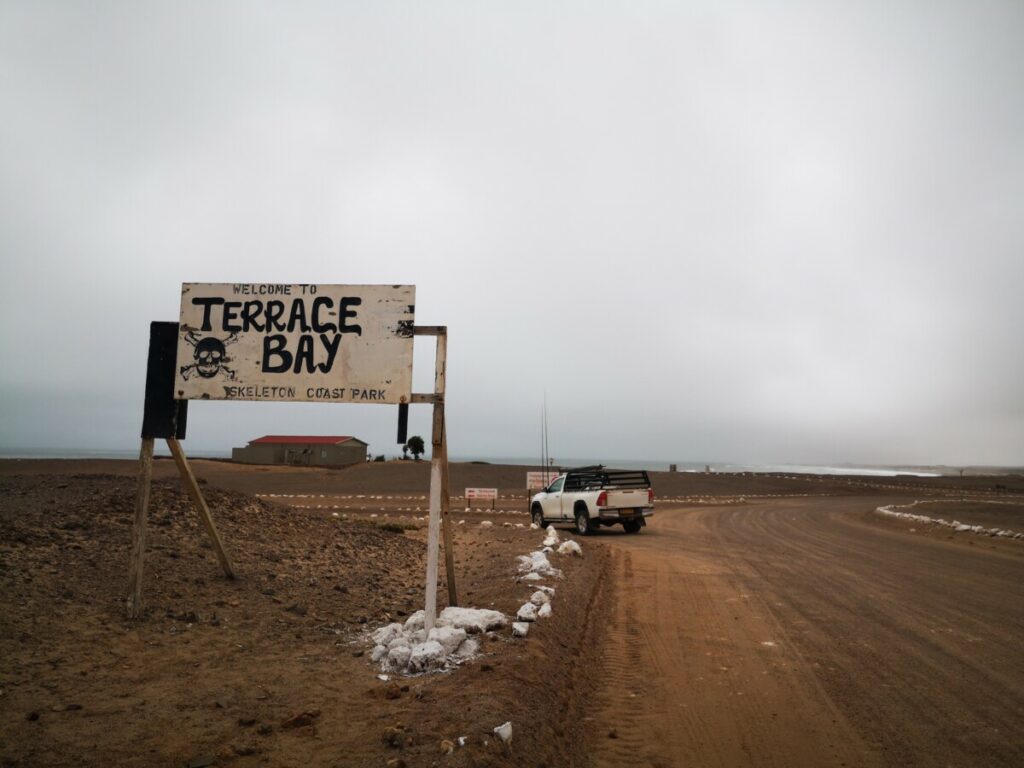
<box><xmin>587</xmin><ymin>499</ymin><xmax>1024</xmax><ymax>767</ymax></box>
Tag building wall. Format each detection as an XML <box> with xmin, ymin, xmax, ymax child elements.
<box><xmin>232</xmin><ymin>441</ymin><xmax>367</xmax><ymax>467</ymax></box>
<box><xmin>231</xmin><ymin>444</ymin><xmax>279</xmax><ymax>464</ymax></box>
<box><xmin>301</xmin><ymin>442</ymin><xmax>368</xmax><ymax>467</ymax></box>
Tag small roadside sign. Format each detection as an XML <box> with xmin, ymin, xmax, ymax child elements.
<box><xmin>527</xmin><ymin>471</ymin><xmax>559</xmax><ymax>491</ymax></box>
<box><xmin>466</xmin><ymin>487</ymin><xmax>498</xmax><ymax>509</ymax></box>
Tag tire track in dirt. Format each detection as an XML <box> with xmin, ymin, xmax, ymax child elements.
<box><xmin>586</xmin><ymin>549</ymin><xmax>654</xmax><ymax>765</ymax></box>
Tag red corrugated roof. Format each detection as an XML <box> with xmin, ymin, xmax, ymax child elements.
<box><xmin>249</xmin><ymin>435</ymin><xmax>357</xmax><ymax>446</ymax></box>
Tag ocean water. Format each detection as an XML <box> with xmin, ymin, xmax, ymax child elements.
<box><xmin>452</xmin><ymin>457</ymin><xmax>945</xmax><ymax>478</ymax></box>
<box><xmin>0</xmin><ymin>447</ymin><xmax>944</xmax><ymax>477</ymax></box>
<box><xmin>0</xmin><ymin>447</ymin><xmax>232</xmax><ymax>460</ymax></box>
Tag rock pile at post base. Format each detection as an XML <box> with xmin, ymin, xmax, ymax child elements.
<box><xmin>370</xmin><ymin>607</ymin><xmax>507</xmax><ymax>675</ymax></box>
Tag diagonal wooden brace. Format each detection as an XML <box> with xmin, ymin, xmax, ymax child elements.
<box><xmin>167</xmin><ymin>438</ymin><xmax>236</xmax><ymax>579</ymax></box>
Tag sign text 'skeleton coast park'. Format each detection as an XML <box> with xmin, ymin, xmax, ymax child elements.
<box><xmin>174</xmin><ymin>283</ymin><xmax>415</xmax><ymax>404</ymax></box>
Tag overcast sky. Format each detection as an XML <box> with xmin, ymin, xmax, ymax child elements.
<box><xmin>1</xmin><ymin>2</ymin><xmax>1022</xmax><ymax>467</ymax></box>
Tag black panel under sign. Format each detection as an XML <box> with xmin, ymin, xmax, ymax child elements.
<box><xmin>397</xmin><ymin>402</ymin><xmax>409</xmax><ymax>444</ymax></box>
<box><xmin>141</xmin><ymin>321</ymin><xmax>188</xmax><ymax>439</ymax></box>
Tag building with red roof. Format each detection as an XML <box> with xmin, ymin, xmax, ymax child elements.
<box><xmin>231</xmin><ymin>435</ymin><xmax>368</xmax><ymax>467</ymax></box>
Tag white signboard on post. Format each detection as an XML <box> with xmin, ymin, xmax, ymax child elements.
<box><xmin>465</xmin><ymin>488</ymin><xmax>498</xmax><ymax>500</ymax></box>
<box><xmin>527</xmin><ymin>471</ymin><xmax>559</xmax><ymax>491</ymax></box>
<box><xmin>174</xmin><ymin>283</ymin><xmax>415</xmax><ymax>404</ymax></box>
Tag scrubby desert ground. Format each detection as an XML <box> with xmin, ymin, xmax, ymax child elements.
<box><xmin>1</xmin><ymin>459</ymin><xmax>1022</xmax><ymax>767</ymax></box>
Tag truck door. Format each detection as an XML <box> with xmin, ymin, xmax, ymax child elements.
<box><xmin>559</xmin><ymin>474</ymin><xmax>583</xmax><ymax>520</ymax></box>
<box><xmin>541</xmin><ymin>476</ymin><xmax>564</xmax><ymax>520</ymax></box>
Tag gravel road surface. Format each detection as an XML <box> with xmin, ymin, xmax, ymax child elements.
<box><xmin>587</xmin><ymin>498</ymin><xmax>1024</xmax><ymax>767</ymax></box>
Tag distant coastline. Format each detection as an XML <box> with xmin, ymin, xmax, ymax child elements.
<box><xmin>453</xmin><ymin>457</ymin><xmax>951</xmax><ymax>477</ymax></box>
<box><xmin>5</xmin><ymin>447</ymin><xmax>1020</xmax><ymax>478</ymax></box>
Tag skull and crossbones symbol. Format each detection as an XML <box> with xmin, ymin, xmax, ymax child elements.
<box><xmin>180</xmin><ymin>330</ymin><xmax>239</xmax><ymax>380</ymax></box>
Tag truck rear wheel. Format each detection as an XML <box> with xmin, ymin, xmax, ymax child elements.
<box><xmin>575</xmin><ymin>508</ymin><xmax>594</xmax><ymax>536</ymax></box>
<box><xmin>531</xmin><ymin>506</ymin><xmax>548</xmax><ymax>529</ymax></box>
<box><xmin>623</xmin><ymin>520</ymin><xmax>642</xmax><ymax>534</ymax></box>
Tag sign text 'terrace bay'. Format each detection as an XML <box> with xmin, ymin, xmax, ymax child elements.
<box><xmin>174</xmin><ymin>283</ymin><xmax>415</xmax><ymax>404</ymax></box>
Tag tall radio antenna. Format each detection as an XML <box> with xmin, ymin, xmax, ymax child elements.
<box><xmin>540</xmin><ymin>401</ymin><xmax>545</xmax><ymax>474</ymax></box>
<box><xmin>542</xmin><ymin>392</ymin><xmax>550</xmax><ymax>475</ymax></box>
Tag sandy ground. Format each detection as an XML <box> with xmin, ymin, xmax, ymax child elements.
<box><xmin>2</xmin><ymin>459</ymin><xmax>1022</xmax><ymax>767</ymax></box>
<box><xmin>0</xmin><ymin>464</ymin><xmax>603</xmax><ymax>767</ymax></box>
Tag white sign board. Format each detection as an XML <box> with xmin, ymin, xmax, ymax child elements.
<box><xmin>174</xmin><ymin>283</ymin><xmax>414</xmax><ymax>404</ymax></box>
<box><xmin>526</xmin><ymin>471</ymin><xmax>559</xmax><ymax>491</ymax></box>
<box><xmin>465</xmin><ymin>488</ymin><xmax>498</xmax><ymax>500</ymax></box>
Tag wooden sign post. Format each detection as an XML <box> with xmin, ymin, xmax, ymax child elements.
<box><xmin>129</xmin><ymin>285</ymin><xmax>457</xmax><ymax>624</ymax></box>
<box><xmin>414</xmin><ymin>326</ymin><xmax>456</xmax><ymax>632</ymax></box>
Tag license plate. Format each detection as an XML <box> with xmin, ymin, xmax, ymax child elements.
<box><xmin>620</xmin><ymin>509</ymin><xmax>634</xmax><ymax>517</ymax></box>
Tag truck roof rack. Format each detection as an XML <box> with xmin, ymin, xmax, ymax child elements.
<box><xmin>564</xmin><ymin>466</ymin><xmax>650</xmax><ymax>491</ymax></box>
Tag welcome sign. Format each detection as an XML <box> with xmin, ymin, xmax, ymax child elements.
<box><xmin>174</xmin><ymin>283</ymin><xmax>415</xmax><ymax>404</ymax></box>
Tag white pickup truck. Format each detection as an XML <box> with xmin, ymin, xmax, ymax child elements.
<box><xmin>530</xmin><ymin>466</ymin><xmax>654</xmax><ymax>535</ymax></box>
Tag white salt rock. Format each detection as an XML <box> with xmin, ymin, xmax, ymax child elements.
<box><xmin>516</xmin><ymin>603</ymin><xmax>538</xmax><ymax>622</ymax></box>
<box><xmin>404</xmin><ymin>610</ymin><xmax>425</xmax><ymax>632</ymax></box>
<box><xmin>530</xmin><ymin>590</ymin><xmax>550</xmax><ymax>606</ymax></box>
<box><xmin>515</xmin><ymin>523</ymin><xmax>525</xmax><ymax>529</ymax></box>
<box><xmin>521</xmin><ymin>572</ymin><xmax>542</xmax><ymax>582</ymax></box>
<box><xmin>512</xmin><ymin>622</ymin><xmax>530</xmax><ymax>638</ymax></box>
<box><xmin>517</xmin><ymin>550</ymin><xmax>559</xmax><ymax>576</ymax></box>
<box><xmin>459</xmin><ymin>520</ymin><xmax>466</xmax><ymax>525</ymax></box>
<box><xmin>387</xmin><ymin>635</ymin><xmax>411</xmax><ymax>650</ymax></box>
<box><xmin>493</xmin><ymin>721</ymin><xmax>513</xmax><ymax>744</ymax></box>
<box><xmin>557</xmin><ymin>540</ymin><xmax>582</xmax><ymax>556</ymax></box>
<box><xmin>386</xmin><ymin>645</ymin><xmax>412</xmax><ymax>671</ymax></box>
<box><xmin>539</xmin><ymin>586</ymin><xmax>556</xmax><ymax>595</ymax></box>
<box><xmin>331</xmin><ymin>512</ymin><xmax>339</xmax><ymax>517</ymax></box>
<box><xmin>541</xmin><ymin>546</ymin><xmax>553</xmax><ymax>553</ymax></box>
<box><xmin>408</xmin><ymin>640</ymin><xmax>447</xmax><ymax>673</ymax></box>
<box><xmin>480</xmin><ymin>521</ymin><xmax>493</xmax><ymax>528</ymax></box>
<box><xmin>428</xmin><ymin>626</ymin><xmax>468</xmax><ymax>655</ymax></box>
<box><xmin>370</xmin><ymin>644</ymin><xmax>388</xmax><ymax>663</ymax></box>
<box><xmin>529</xmin><ymin>523</ymin><xmax>540</xmax><ymax>531</ymax></box>
<box><xmin>453</xmin><ymin>637</ymin><xmax>480</xmax><ymax>660</ymax></box>
<box><xmin>538</xmin><ymin>603</ymin><xmax>552</xmax><ymax>619</ymax></box>
<box><xmin>438</xmin><ymin>606</ymin><xmax>508</xmax><ymax>634</ymax></box>
<box><xmin>372</xmin><ymin>622</ymin><xmax>404</xmax><ymax>646</ymax></box>
<box><xmin>543</xmin><ymin>528</ymin><xmax>559</xmax><ymax>547</ymax></box>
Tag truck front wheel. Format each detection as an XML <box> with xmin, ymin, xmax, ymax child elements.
<box><xmin>575</xmin><ymin>508</ymin><xmax>594</xmax><ymax>536</ymax></box>
<box><xmin>531</xmin><ymin>505</ymin><xmax>548</xmax><ymax>529</ymax></box>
